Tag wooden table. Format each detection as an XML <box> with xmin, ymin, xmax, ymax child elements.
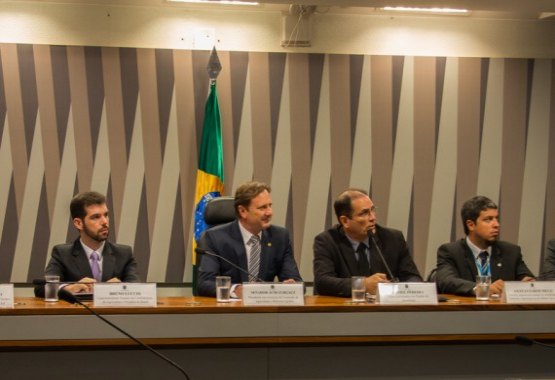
<box><xmin>1</xmin><ymin>295</ymin><xmax>555</xmax><ymax>379</ymax></box>
<box><xmin>2</xmin><ymin>295</ymin><xmax>555</xmax><ymax>347</ymax></box>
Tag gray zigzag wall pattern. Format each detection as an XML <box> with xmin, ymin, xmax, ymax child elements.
<box><xmin>0</xmin><ymin>43</ymin><xmax>553</xmax><ymax>283</ymax></box>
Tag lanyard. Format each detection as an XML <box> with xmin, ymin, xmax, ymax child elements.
<box><xmin>475</xmin><ymin>256</ymin><xmax>491</xmax><ymax>276</ymax></box>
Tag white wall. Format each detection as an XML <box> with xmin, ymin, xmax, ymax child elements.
<box><xmin>0</xmin><ymin>2</ymin><xmax>554</xmax><ymax>57</ymax></box>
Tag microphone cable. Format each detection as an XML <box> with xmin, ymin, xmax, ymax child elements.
<box><xmin>58</xmin><ymin>289</ymin><xmax>190</xmax><ymax>379</ymax></box>
<box><xmin>515</xmin><ymin>335</ymin><xmax>555</xmax><ymax>350</ymax></box>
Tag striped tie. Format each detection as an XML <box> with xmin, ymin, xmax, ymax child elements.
<box><xmin>248</xmin><ymin>235</ymin><xmax>261</xmax><ymax>282</ymax></box>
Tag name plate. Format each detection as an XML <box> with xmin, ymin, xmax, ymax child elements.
<box><xmin>93</xmin><ymin>283</ymin><xmax>157</xmax><ymax>307</ymax></box>
<box><xmin>377</xmin><ymin>282</ymin><xmax>438</xmax><ymax>304</ymax></box>
<box><xmin>242</xmin><ymin>283</ymin><xmax>304</xmax><ymax>306</ymax></box>
<box><xmin>0</xmin><ymin>284</ymin><xmax>14</xmax><ymax>308</ymax></box>
<box><xmin>504</xmin><ymin>281</ymin><xmax>555</xmax><ymax>303</ymax></box>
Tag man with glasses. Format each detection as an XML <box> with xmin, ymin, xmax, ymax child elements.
<box><xmin>313</xmin><ymin>189</ymin><xmax>422</xmax><ymax>297</ymax></box>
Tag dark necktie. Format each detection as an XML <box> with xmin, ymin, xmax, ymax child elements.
<box><xmin>356</xmin><ymin>243</ymin><xmax>371</xmax><ymax>276</ymax></box>
<box><xmin>478</xmin><ymin>251</ymin><xmax>489</xmax><ymax>267</ymax></box>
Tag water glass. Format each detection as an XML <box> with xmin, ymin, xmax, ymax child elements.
<box><xmin>475</xmin><ymin>275</ymin><xmax>491</xmax><ymax>301</ymax></box>
<box><xmin>44</xmin><ymin>275</ymin><xmax>60</xmax><ymax>302</ymax></box>
<box><xmin>351</xmin><ymin>276</ymin><xmax>366</xmax><ymax>302</ymax></box>
<box><xmin>216</xmin><ymin>276</ymin><xmax>231</xmax><ymax>303</ymax></box>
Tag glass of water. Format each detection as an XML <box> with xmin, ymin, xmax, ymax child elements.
<box><xmin>44</xmin><ymin>275</ymin><xmax>60</xmax><ymax>302</ymax></box>
<box><xmin>216</xmin><ymin>276</ymin><xmax>231</xmax><ymax>303</ymax></box>
<box><xmin>475</xmin><ymin>275</ymin><xmax>491</xmax><ymax>301</ymax></box>
<box><xmin>351</xmin><ymin>276</ymin><xmax>366</xmax><ymax>302</ymax></box>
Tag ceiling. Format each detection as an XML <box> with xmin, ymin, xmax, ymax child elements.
<box><xmin>28</xmin><ymin>0</ymin><xmax>555</xmax><ymax>20</ymax></box>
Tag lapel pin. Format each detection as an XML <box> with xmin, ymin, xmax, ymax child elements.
<box><xmin>497</xmin><ymin>263</ymin><xmax>502</xmax><ymax>267</ymax></box>
<box><xmin>267</xmin><ymin>242</ymin><xmax>272</xmax><ymax>247</ymax></box>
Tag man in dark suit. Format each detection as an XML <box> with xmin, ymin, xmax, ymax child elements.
<box><xmin>313</xmin><ymin>189</ymin><xmax>422</xmax><ymax>297</ymax></box>
<box><xmin>197</xmin><ymin>181</ymin><xmax>302</xmax><ymax>298</ymax></box>
<box><xmin>540</xmin><ymin>239</ymin><xmax>555</xmax><ymax>280</ymax></box>
<box><xmin>436</xmin><ymin>195</ymin><xmax>534</xmax><ymax>296</ymax></box>
<box><xmin>35</xmin><ymin>191</ymin><xmax>140</xmax><ymax>297</ymax></box>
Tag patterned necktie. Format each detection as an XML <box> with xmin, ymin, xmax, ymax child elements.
<box><xmin>248</xmin><ymin>235</ymin><xmax>261</xmax><ymax>282</ymax></box>
<box><xmin>478</xmin><ymin>251</ymin><xmax>489</xmax><ymax>275</ymax></box>
<box><xmin>90</xmin><ymin>251</ymin><xmax>102</xmax><ymax>282</ymax></box>
<box><xmin>356</xmin><ymin>243</ymin><xmax>371</xmax><ymax>276</ymax></box>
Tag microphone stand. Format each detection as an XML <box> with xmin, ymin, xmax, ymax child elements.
<box><xmin>58</xmin><ymin>289</ymin><xmax>190</xmax><ymax>379</ymax></box>
<box><xmin>195</xmin><ymin>247</ymin><xmax>264</xmax><ymax>283</ymax></box>
<box><xmin>370</xmin><ymin>233</ymin><xmax>399</xmax><ymax>282</ymax></box>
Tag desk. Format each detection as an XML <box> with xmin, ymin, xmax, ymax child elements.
<box><xmin>1</xmin><ymin>296</ymin><xmax>555</xmax><ymax>379</ymax></box>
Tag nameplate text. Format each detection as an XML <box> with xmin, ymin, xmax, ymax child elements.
<box><xmin>93</xmin><ymin>283</ymin><xmax>157</xmax><ymax>307</ymax></box>
<box><xmin>377</xmin><ymin>282</ymin><xmax>438</xmax><ymax>304</ymax></box>
<box><xmin>504</xmin><ymin>281</ymin><xmax>555</xmax><ymax>303</ymax></box>
<box><xmin>0</xmin><ymin>284</ymin><xmax>14</xmax><ymax>308</ymax></box>
<box><xmin>242</xmin><ymin>283</ymin><xmax>304</xmax><ymax>306</ymax></box>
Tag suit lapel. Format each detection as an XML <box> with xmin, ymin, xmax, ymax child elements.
<box><xmin>102</xmin><ymin>243</ymin><xmax>115</xmax><ymax>282</ymax></box>
<box><xmin>72</xmin><ymin>240</ymin><xmax>94</xmax><ymax>279</ymax></box>
<box><xmin>489</xmin><ymin>244</ymin><xmax>502</xmax><ymax>279</ymax></box>
<box><xmin>260</xmin><ymin>229</ymin><xmax>270</xmax><ymax>280</ymax></box>
<box><xmin>337</xmin><ymin>227</ymin><xmax>360</xmax><ymax>275</ymax></box>
<box><xmin>231</xmin><ymin>221</ymin><xmax>249</xmax><ymax>282</ymax></box>
<box><xmin>462</xmin><ymin>240</ymin><xmax>479</xmax><ymax>280</ymax></box>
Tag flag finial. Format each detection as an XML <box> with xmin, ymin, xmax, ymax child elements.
<box><xmin>207</xmin><ymin>47</ymin><xmax>222</xmax><ymax>81</ymax></box>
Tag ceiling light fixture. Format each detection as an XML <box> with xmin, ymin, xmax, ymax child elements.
<box><xmin>383</xmin><ymin>6</ymin><xmax>469</xmax><ymax>14</ymax></box>
<box><xmin>167</xmin><ymin>0</ymin><xmax>259</xmax><ymax>5</ymax></box>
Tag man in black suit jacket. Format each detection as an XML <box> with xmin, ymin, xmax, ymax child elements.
<box><xmin>197</xmin><ymin>181</ymin><xmax>302</xmax><ymax>298</ymax></box>
<box><xmin>540</xmin><ymin>239</ymin><xmax>555</xmax><ymax>280</ymax></box>
<box><xmin>35</xmin><ymin>191</ymin><xmax>140</xmax><ymax>297</ymax></box>
<box><xmin>313</xmin><ymin>189</ymin><xmax>422</xmax><ymax>297</ymax></box>
<box><xmin>436</xmin><ymin>196</ymin><xmax>534</xmax><ymax>296</ymax></box>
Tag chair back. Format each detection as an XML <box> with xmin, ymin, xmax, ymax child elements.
<box><xmin>426</xmin><ymin>268</ymin><xmax>437</xmax><ymax>282</ymax></box>
<box><xmin>204</xmin><ymin>196</ymin><xmax>236</xmax><ymax>227</ymax></box>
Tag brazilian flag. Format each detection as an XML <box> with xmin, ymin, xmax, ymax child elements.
<box><xmin>192</xmin><ymin>81</ymin><xmax>224</xmax><ymax>294</ymax></box>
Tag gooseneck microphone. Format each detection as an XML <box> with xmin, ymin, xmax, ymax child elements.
<box><xmin>515</xmin><ymin>335</ymin><xmax>555</xmax><ymax>349</ymax></box>
<box><xmin>195</xmin><ymin>247</ymin><xmax>265</xmax><ymax>283</ymax></box>
<box><xmin>57</xmin><ymin>289</ymin><xmax>190</xmax><ymax>379</ymax></box>
<box><xmin>370</xmin><ymin>233</ymin><xmax>399</xmax><ymax>282</ymax></box>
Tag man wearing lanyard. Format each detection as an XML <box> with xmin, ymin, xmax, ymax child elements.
<box><xmin>436</xmin><ymin>196</ymin><xmax>534</xmax><ymax>296</ymax></box>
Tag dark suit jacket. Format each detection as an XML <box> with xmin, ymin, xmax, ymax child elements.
<box><xmin>313</xmin><ymin>224</ymin><xmax>423</xmax><ymax>297</ymax></box>
<box><xmin>436</xmin><ymin>238</ymin><xmax>535</xmax><ymax>296</ymax></box>
<box><xmin>196</xmin><ymin>220</ymin><xmax>302</xmax><ymax>297</ymax></box>
<box><xmin>34</xmin><ymin>239</ymin><xmax>140</xmax><ymax>297</ymax></box>
<box><xmin>539</xmin><ymin>239</ymin><xmax>555</xmax><ymax>280</ymax></box>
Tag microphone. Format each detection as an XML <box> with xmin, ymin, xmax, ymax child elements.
<box><xmin>515</xmin><ymin>335</ymin><xmax>555</xmax><ymax>349</ymax></box>
<box><xmin>370</xmin><ymin>232</ymin><xmax>399</xmax><ymax>282</ymax></box>
<box><xmin>195</xmin><ymin>247</ymin><xmax>264</xmax><ymax>283</ymax></box>
<box><xmin>57</xmin><ymin>288</ymin><xmax>190</xmax><ymax>379</ymax></box>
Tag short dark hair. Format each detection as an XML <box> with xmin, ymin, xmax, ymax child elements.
<box><xmin>334</xmin><ymin>189</ymin><xmax>368</xmax><ymax>221</ymax></box>
<box><xmin>461</xmin><ymin>195</ymin><xmax>498</xmax><ymax>234</ymax></box>
<box><xmin>234</xmin><ymin>181</ymin><xmax>271</xmax><ymax>215</ymax></box>
<box><xmin>70</xmin><ymin>191</ymin><xmax>107</xmax><ymax>219</ymax></box>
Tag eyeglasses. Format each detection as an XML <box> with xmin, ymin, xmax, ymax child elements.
<box><xmin>350</xmin><ymin>206</ymin><xmax>377</xmax><ymax>218</ymax></box>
